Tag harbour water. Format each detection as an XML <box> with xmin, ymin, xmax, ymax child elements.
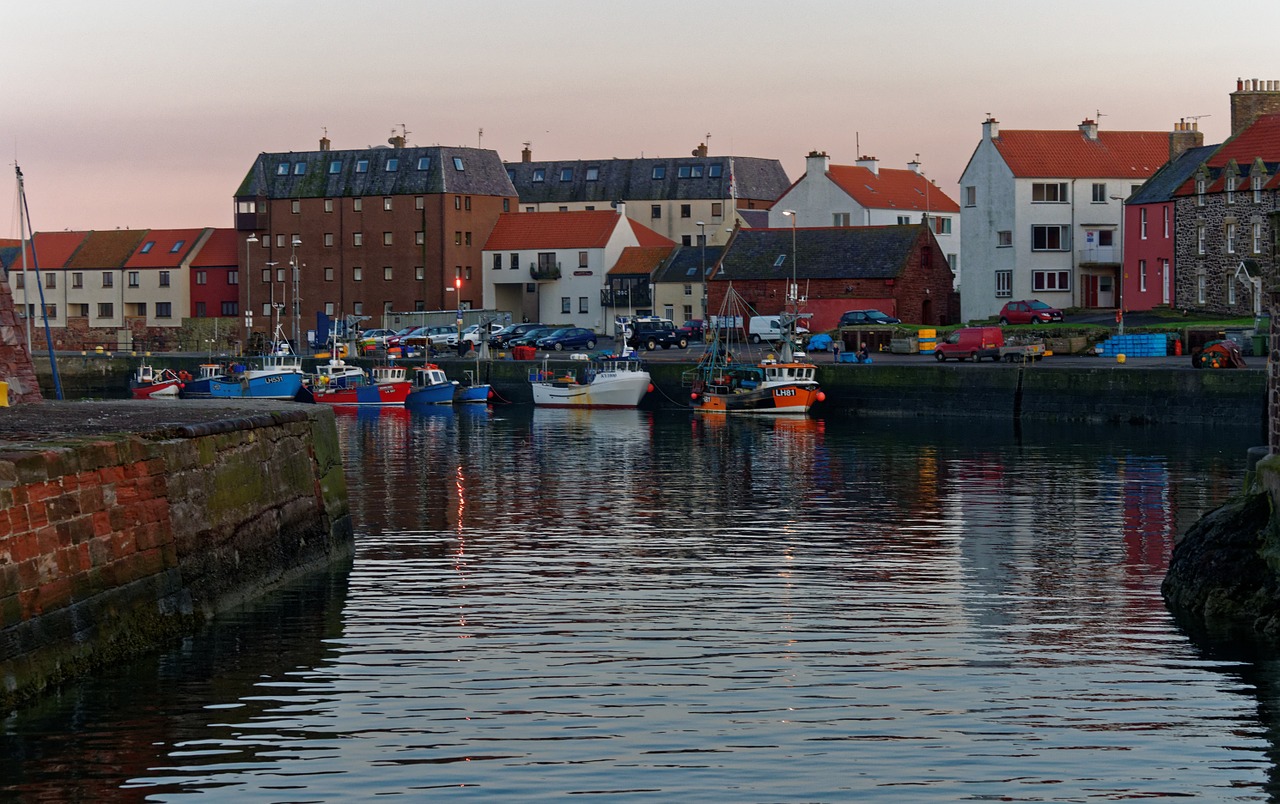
<box><xmin>3</xmin><ymin>407</ymin><xmax>1279</xmax><ymax>801</ymax></box>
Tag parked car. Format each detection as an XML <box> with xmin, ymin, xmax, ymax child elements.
<box><xmin>446</xmin><ymin>322</ymin><xmax>506</xmax><ymax>346</ymax></box>
<box><xmin>838</xmin><ymin>309</ymin><xmax>901</xmax><ymax>327</ymax></box>
<box><xmin>998</xmin><ymin>300</ymin><xmax>1064</xmax><ymax>325</ymax></box>
<box><xmin>627</xmin><ymin>317</ymin><xmax>687</xmax><ymax>350</ymax></box>
<box><xmin>934</xmin><ymin>326</ymin><xmax>1005</xmax><ymax>362</ymax></box>
<box><xmin>508</xmin><ymin>327</ymin><xmax>559</xmax><ymax>348</ymax></box>
<box><xmin>402</xmin><ymin>325</ymin><xmax>458</xmax><ymax>349</ymax></box>
<box><xmin>387</xmin><ymin>325</ymin><xmax>428</xmax><ymax>349</ymax></box>
<box><xmin>677</xmin><ymin>319</ymin><xmax>704</xmax><ymax>341</ymax></box>
<box><xmin>357</xmin><ymin>328</ymin><xmax>396</xmax><ymax>349</ymax></box>
<box><xmin>490</xmin><ymin>322</ymin><xmax>544</xmax><ymax>348</ymax></box>
<box><xmin>535</xmin><ymin>327</ymin><xmax>599</xmax><ymax>351</ymax></box>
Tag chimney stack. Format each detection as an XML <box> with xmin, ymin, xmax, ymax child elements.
<box><xmin>319</xmin><ymin>135</ymin><xmax>331</xmax><ymax>152</ymax></box>
<box><xmin>1079</xmin><ymin>118</ymin><xmax>1099</xmax><ymax>141</ymax></box>
<box><xmin>805</xmin><ymin>150</ymin><xmax>830</xmax><ymax>178</ymax></box>
<box><xmin>1169</xmin><ymin>119</ymin><xmax>1204</xmax><ymax>162</ymax></box>
<box><xmin>982</xmin><ymin>115</ymin><xmax>1000</xmax><ymax>140</ymax></box>
<box><xmin>693</xmin><ymin>142</ymin><xmax>709</xmax><ymax>157</ymax></box>
<box><xmin>855</xmin><ymin>155</ymin><xmax>879</xmax><ymax>176</ymax></box>
<box><xmin>388</xmin><ymin>134</ymin><xmax>406</xmax><ymax>148</ymax></box>
<box><xmin>907</xmin><ymin>156</ymin><xmax>922</xmax><ymax>174</ymax></box>
<box><xmin>521</xmin><ymin>142</ymin><xmax>532</xmax><ymax>163</ymax></box>
<box><xmin>1230</xmin><ymin>77</ymin><xmax>1280</xmax><ymax>136</ymax></box>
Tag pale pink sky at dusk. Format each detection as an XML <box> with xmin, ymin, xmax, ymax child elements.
<box><xmin>3</xmin><ymin>0</ymin><xmax>1277</xmax><ymax>236</ymax></box>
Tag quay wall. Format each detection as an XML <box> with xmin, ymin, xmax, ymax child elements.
<box><xmin>0</xmin><ymin>403</ymin><xmax>352</xmax><ymax>710</ymax></box>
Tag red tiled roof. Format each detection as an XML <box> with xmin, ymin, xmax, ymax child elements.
<box><xmin>992</xmin><ymin>129</ymin><xmax>1169</xmax><ymax>179</ymax></box>
<box><xmin>191</xmin><ymin>228</ymin><xmax>240</xmax><ymax>267</ymax></box>
<box><xmin>627</xmin><ymin>218</ymin><xmax>676</xmax><ymax>247</ymax></box>
<box><xmin>125</xmin><ymin>228</ymin><xmax>206</xmax><ymax>268</ymax></box>
<box><xmin>66</xmin><ymin>230</ymin><xmax>148</xmax><ymax>270</ymax></box>
<box><xmin>30</xmin><ymin>231</ymin><xmax>90</xmax><ymax>269</ymax></box>
<box><xmin>483</xmin><ymin>211</ymin><xmax>623</xmax><ymax>251</ymax></box>
<box><xmin>826</xmin><ymin>165</ymin><xmax>960</xmax><ymax>213</ymax></box>
<box><xmin>608</xmin><ymin>245</ymin><xmax>675</xmax><ymax>276</ymax></box>
<box><xmin>1208</xmin><ymin>113</ymin><xmax>1280</xmax><ymax>166</ymax></box>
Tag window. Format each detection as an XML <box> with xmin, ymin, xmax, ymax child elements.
<box><xmin>1032</xmin><ymin>182</ymin><xmax>1068</xmax><ymax>202</ymax></box>
<box><xmin>170</xmin><ymin>240</ymin><xmax>185</xmax><ymax>253</ymax></box>
<box><xmin>465</xmin><ymin>232</ymin><xmax>472</xmax><ymax>246</ymax></box>
<box><xmin>897</xmin><ymin>215</ymin><xmax>911</xmax><ymax>225</ymax></box>
<box><xmin>195</xmin><ymin>302</ymin><xmax>206</xmax><ymax>317</ymax></box>
<box><xmin>1254</xmin><ymin>175</ymin><xmax>1263</xmax><ymax>203</ymax></box>
<box><xmin>561</xmin><ymin>297</ymin><xmax>571</xmax><ymax>314</ymax></box>
<box><xmin>1163</xmin><ymin>206</ymin><xmax>1170</xmax><ymax>238</ymax></box>
<box><xmin>159</xmin><ymin>270</ymin><xmax>170</xmax><ymax>287</ymax></box>
<box><xmin>324</xmin><ymin>233</ymin><xmax>334</xmax><ymax>247</ymax></box>
<box><xmin>1032</xmin><ymin>270</ymin><xmax>1071</xmax><ymax>291</ymax></box>
<box><xmin>290</xmin><ymin>161</ymin><xmax>304</xmax><ymax>175</ymax></box>
<box><xmin>559</xmin><ymin>206</ymin><xmax>568</xmax><ymax>212</ymax></box>
<box><xmin>465</xmin><ymin>196</ymin><xmax>471</xmax><ymax>211</ymax></box>
<box><xmin>579</xmin><ymin>297</ymin><xmax>589</xmax><ymax>314</ymax></box>
<box><xmin>276</xmin><ymin>267</ymin><xmax>285</xmax><ymax>282</ymax></box>
<box><xmin>683</xmin><ymin>283</ymin><xmax>692</xmax><ymax>296</ymax></box>
<box><xmin>708</xmin><ymin>164</ymin><xmax>722</xmax><ymax>178</ymax></box>
<box><xmin>997</xmin><ymin>230</ymin><xmax>1012</xmax><ymax>247</ymax></box>
<box><xmin>353</xmin><ymin>267</ymin><xmax>363</xmax><ymax>281</ymax></box>
<box><xmin>353</xmin><ymin>232</ymin><xmax>363</xmax><ymax>246</ymax></box>
<box><xmin>1228</xmin><ymin>275</ymin><xmax>1237</xmax><ymax>305</ymax></box>
<box><xmin>262</xmin><ymin>302</ymin><xmax>271</xmax><ymax>316</ymax></box>
<box><xmin>681</xmin><ymin>235</ymin><xmax>692</xmax><ymax>246</ymax></box>
<box><xmin>417</xmin><ymin>157</ymin><xmax>431</xmax><ymax>171</ymax></box>
<box><xmin>385</xmin><ymin>158</ymin><xmax>398</xmax><ymax>172</ymax></box>
<box><xmin>384</xmin><ymin>197</ymin><xmax>392</xmax><ymax>211</ymax></box>
<box><xmin>503</xmin><ymin>198</ymin><xmax>510</xmax><ymax>212</ymax></box>
<box><xmin>493</xmin><ymin>253</ymin><xmax>503</xmax><ymax>270</ymax></box>
<box><xmin>102</xmin><ymin>272</ymin><xmax>113</xmax><ymax>288</ymax></box>
<box><xmin>510</xmin><ymin>253</ymin><xmax>519</xmax><ymax>270</ymax></box>
<box><xmin>228</xmin><ymin>270</ymin><xmax>239</xmax><ymax>284</ymax></box>
<box><xmin>1226</xmin><ymin>222</ymin><xmax>1236</xmax><ymax>253</ymax></box>
<box><xmin>1197</xmin><ymin>225</ymin><xmax>1206</xmax><ymax>254</ymax></box>
<box><xmin>995</xmin><ymin>270</ymin><xmax>1012</xmax><ymax>298</ymax></box>
<box><xmin>133</xmin><ymin>303</ymin><xmax>146</xmax><ymax>318</ymax></box>
<box><xmin>383</xmin><ymin>232</ymin><xmax>393</xmax><ymax>245</ymax></box>
<box><xmin>1226</xmin><ymin>175</ymin><xmax>1235</xmax><ymax>204</ymax></box>
<box><xmin>384</xmin><ymin>266</ymin><xmax>393</xmax><ymax>280</ymax></box>
<box><xmin>140</xmin><ymin>241</ymin><xmax>155</xmax><ymax>253</ymax></box>
<box><xmin>415</xmin><ymin>266</ymin><xmax>424</xmax><ymax>280</ymax></box>
<box><xmin>532</xmin><ymin>168</ymin><xmax>546</xmax><ymax>182</ymax></box>
<box><xmin>525</xmin><ymin>206</ymin><xmax>534</xmax><ymax>212</ymax></box>
<box><xmin>44</xmin><ymin>273</ymin><xmax>55</xmax><ymax>289</ymax></box>
<box><xmin>652</xmin><ymin>166</ymin><xmax>666</xmax><ymax>179</ymax></box>
<box><xmin>1255</xmin><ymin>222</ymin><xmax>1264</xmax><ymax>254</ymax></box>
<box><xmin>453</xmin><ymin>157</ymin><xmax>464</xmax><ymax>171</ymax></box>
<box><xmin>1140</xmin><ymin>208</ymin><xmax>1147</xmax><ymax>239</ymax></box>
<box><xmin>415</xmin><ymin>231</ymin><xmax>425</xmax><ymax>245</ymax></box>
<box><xmin>277</xmin><ymin>163</ymin><xmax>290</xmax><ymax>176</ymax></box>
<box><xmin>329</xmin><ymin>160</ymin><xmax>341</xmax><ymax>174</ymax></box>
<box><xmin>356</xmin><ymin>159</ymin><xmax>369</xmax><ymax>173</ymax></box>
<box><xmin>1198</xmin><ymin>271</ymin><xmax>1206</xmax><ymax>304</ymax></box>
<box><xmin>464</xmin><ymin>266</ymin><xmax>472</xmax><ymax>280</ymax></box>
<box><xmin>1139</xmin><ymin>260</ymin><xmax>1147</xmax><ymax>292</ymax></box>
<box><xmin>454</xmin><ymin>231</ymin><xmax>462</xmax><ymax>245</ymax></box>
<box><xmin>291</xmin><ymin>200</ymin><xmax>300</xmax><ymax>214</ymax></box>
<box><xmin>575</xmin><ymin>251</ymin><xmax>588</xmax><ymax>269</ymax></box>
<box><xmin>1196</xmin><ymin>178</ymin><xmax>1206</xmax><ymax>206</ymax></box>
<box><xmin>98</xmin><ymin>303</ymin><xmax>113</xmax><ymax>318</ymax></box>
<box><xmin>353</xmin><ymin>198</ymin><xmax>363</xmax><ymax>212</ymax></box>
<box><xmin>156</xmin><ymin>302</ymin><xmax>172</xmax><ymax>319</ymax></box>
<box><xmin>1031</xmin><ymin>225</ymin><xmax>1069</xmax><ymax>251</ymax></box>
<box><xmin>261</xmin><ymin>268</ymin><xmax>270</xmax><ymax>283</ymax></box>
<box><xmin>416</xmin><ymin>196</ymin><xmax>425</xmax><ymax>210</ymax></box>
<box><xmin>455</xmin><ymin>195</ymin><xmax>462</xmax><ymax>209</ymax></box>
<box><xmin>128</xmin><ymin>271</ymin><xmax>139</xmax><ymax>288</ymax></box>
<box><xmin>560</xmin><ymin>168</ymin><xmax>573</xmax><ymax>181</ymax></box>
<box><xmin>195</xmin><ymin>271</ymin><xmax>206</xmax><ymax>286</ymax></box>
<box><xmin>678</xmin><ymin>166</ymin><xmax>691</xmax><ymax>179</ymax></box>
<box><xmin>963</xmin><ymin>186</ymin><xmax>976</xmax><ymax>207</ymax></box>
<box><xmin>324</xmin><ymin>267</ymin><xmax>334</xmax><ymax>281</ymax></box>
<box><xmin>1091</xmin><ymin>183</ymin><xmax>1107</xmax><ymax>203</ymax></box>
<box><xmin>650</xmin><ymin>205</ymin><xmax>661</xmax><ymax>219</ymax></box>
<box><xmin>947</xmin><ymin>253</ymin><xmax>957</xmax><ymax>270</ymax></box>
<box><xmin>353</xmin><ymin>302</ymin><xmax>363</xmax><ymax>315</ymax></box>
<box><xmin>691</xmin><ymin>165</ymin><xmax>704</xmax><ymax>178</ymax></box>
<box><xmin>933</xmin><ymin>217</ymin><xmax>952</xmax><ymax>235</ymax></box>
<box><xmin>72</xmin><ymin>272</ymin><xmax>82</xmax><ymax>288</ymax></box>
<box><xmin>681</xmin><ymin>204</ymin><xmax>691</xmax><ymax>218</ymax></box>
<box><xmin>833</xmin><ymin>212</ymin><xmax>850</xmax><ymax>226</ymax></box>
<box><xmin>586</xmin><ymin>167</ymin><xmax>599</xmax><ymax>181</ymax></box>
<box><xmin>324</xmin><ymin>198</ymin><xmax>334</xmax><ymax>213</ymax></box>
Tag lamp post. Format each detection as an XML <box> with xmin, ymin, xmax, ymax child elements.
<box><xmin>244</xmin><ymin>234</ymin><xmax>257</xmax><ymax>352</ymax></box>
<box><xmin>1110</xmin><ymin>196</ymin><xmax>1125</xmax><ymax>335</ymax></box>
<box><xmin>289</xmin><ymin>237</ymin><xmax>301</xmax><ymax>350</ymax></box>
<box><xmin>696</xmin><ymin>220</ymin><xmax>708</xmax><ymax>323</ymax></box>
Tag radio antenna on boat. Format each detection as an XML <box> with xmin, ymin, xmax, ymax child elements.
<box><xmin>14</xmin><ymin>163</ymin><xmax>63</xmax><ymax>399</ymax></box>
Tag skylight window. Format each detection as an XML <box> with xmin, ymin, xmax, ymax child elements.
<box><xmin>708</xmin><ymin>164</ymin><xmax>723</xmax><ymax>178</ymax></box>
<box><xmin>690</xmin><ymin>165</ymin><xmax>704</xmax><ymax>178</ymax></box>
<box><xmin>418</xmin><ymin>157</ymin><xmax>431</xmax><ymax>170</ymax></box>
<box><xmin>329</xmin><ymin>160</ymin><xmax>342</xmax><ymax>174</ymax></box>
<box><xmin>140</xmin><ymin>241</ymin><xmax>155</xmax><ymax>253</ymax></box>
<box><xmin>686</xmin><ymin>266</ymin><xmax>698</xmax><ymax>276</ymax></box>
<box><xmin>532</xmin><ymin>168</ymin><xmax>546</xmax><ymax>182</ymax></box>
<box><xmin>293</xmin><ymin>162</ymin><xmax>306</xmax><ymax>175</ymax></box>
<box><xmin>276</xmin><ymin>163</ymin><xmax>290</xmax><ymax>176</ymax></box>
<box><xmin>385</xmin><ymin>158</ymin><xmax>398</xmax><ymax>171</ymax></box>
<box><xmin>560</xmin><ymin>168</ymin><xmax>573</xmax><ymax>182</ymax></box>
<box><xmin>170</xmin><ymin>240</ymin><xmax>185</xmax><ymax>253</ymax></box>
<box><xmin>507</xmin><ymin>168</ymin><xmax>516</xmax><ymax>182</ymax></box>
<box><xmin>586</xmin><ymin>167</ymin><xmax>599</xmax><ymax>181</ymax></box>
<box><xmin>678</xmin><ymin>166</ymin><xmax>692</xmax><ymax>179</ymax></box>
<box><xmin>453</xmin><ymin>157</ymin><xmax>465</xmax><ymax>171</ymax></box>
<box><xmin>356</xmin><ymin>159</ymin><xmax>369</xmax><ymax>173</ymax></box>
<box><xmin>774</xmin><ymin>254</ymin><xmax>787</xmax><ymax>267</ymax></box>
<box><xmin>652</xmin><ymin>166</ymin><xmax>666</xmax><ymax>179</ymax></box>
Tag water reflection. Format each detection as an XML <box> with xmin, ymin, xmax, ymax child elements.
<box><xmin>1</xmin><ymin>410</ymin><xmax>1274</xmax><ymax>801</ymax></box>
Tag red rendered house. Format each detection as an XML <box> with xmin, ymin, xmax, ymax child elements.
<box><xmin>189</xmin><ymin>228</ymin><xmax>240</xmax><ymax>321</ymax></box>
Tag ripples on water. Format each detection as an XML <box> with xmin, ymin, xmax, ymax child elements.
<box><xmin>3</xmin><ymin>407</ymin><xmax>1278</xmax><ymax>801</ymax></box>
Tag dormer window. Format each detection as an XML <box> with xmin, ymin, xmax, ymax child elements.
<box><xmin>1196</xmin><ymin>178</ymin><xmax>1206</xmax><ymax>206</ymax></box>
<box><xmin>329</xmin><ymin>160</ymin><xmax>342</xmax><ymax>174</ymax></box>
<box><xmin>170</xmin><ymin>240</ymin><xmax>185</xmax><ymax>253</ymax></box>
<box><xmin>417</xmin><ymin>156</ymin><xmax>431</xmax><ymax>170</ymax></box>
<box><xmin>356</xmin><ymin>159</ymin><xmax>369</xmax><ymax>173</ymax></box>
<box><xmin>1254</xmin><ymin>175</ymin><xmax>1264</xmax><ymax>203</ymax></box>
<box><xmin>140</xmin><ymin>241</ymin><xmax>155</xmax><ymax>253</ymax></box>
<box><xmin>385</xmin><ymin>158</ymin><xmax>398</xmax><ymax>171</ymax></box>
<box><xmin>453</xmin><ymin>157</ymin><xmax>465</xmax><ymax>171</ymax></box>
<box><xmin>532</xmin><ymin>168</ymin><xmax>545</xmax><ymax>182</ymax></box>
<box><xmin>1226</xmin><ymin>175</ymin><xmax>1235</xmax><ymax>204</ymax></box>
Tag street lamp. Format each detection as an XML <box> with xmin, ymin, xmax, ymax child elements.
<box><xmin>244</xmin><ymin>234</ymin><xmax>257</xmax><ymax>352</ymax></box>
<box><xmin>696</xmin><ymin>221</ymin><xmax>708</xmax><ymax>322</ymax></box>
<box><xmin>290</xmin><ymin>237</ymin><xmax>301</xmax><ymax>351</ymax></box>
<box><xmin>1110</xmin><ymin>195</ymin><xmax>1125</xmax><ymax>334</ymax></box>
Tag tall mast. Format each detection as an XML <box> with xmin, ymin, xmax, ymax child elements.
<box><xmin>16</xmin><ymin>165</ymin><xmax>30</xmax><ymax>348</ymax></box>
<box><xmin>15</xmin><ymin>164</ymin><xmax>64</xmax><ymax>399</ymax></box>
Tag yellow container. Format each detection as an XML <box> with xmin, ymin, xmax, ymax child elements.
<box><xmin>1116</xmin><ymin>354</ymin><xmax>1127</xmax><ymax>364</ymax></box>
<box><xmin>0</xmin><ymin>381</ymin><xmax>8</xmax><ymax>407</ymax></box>
<box><xmin>918</xmin><ymin>328</ymin><xmax>937</xmax><ymax>353</ymax></box>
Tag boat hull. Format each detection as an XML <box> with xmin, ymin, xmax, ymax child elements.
<box><xmin>454</xmin><ymin>384</ymin><xmax>491</xmax><ymax>404</ymax></box>
<box><xmin>693</xmin><ymin>383</ymin><xmax>821</xmax><ymax>415</ymax></box>
<box><xmin>307</xmin><ymin>381</ymin><xmax>411</xmax><ymax>406</ymax></box>
<box><xmin>208</xmin><ymin>374</ymin><xmax>304</xmax><ymax>400</ymax></box>
<box><xmin>131</xmin><ymin>381</ymin><xmax>180</xmax><ymax>400</ymax></box>
<box><xmin>405</xmin><ymin>382</ymin><xmax>457</xmax><ymax>409</ymax></box>
<box><xmin>531</xmin><ymin>373</ymin><xmax>650</xmax><ymax>408</ymax></box>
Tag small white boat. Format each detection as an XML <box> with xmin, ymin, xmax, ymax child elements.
<box><xmin>529</xmin><ymin>355</ymin><xmax>651</xmax><ymax>408</ymax></box>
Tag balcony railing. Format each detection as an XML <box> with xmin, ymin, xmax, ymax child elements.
<box><xmin>601</xmin><ymin>288</ymin><xmax>653</xmax><ymax>308</ymax></box>
<box><xmin>529</xmin><ymin>263</ymin><xmax>561</xmax><ymax>281</ymax></box>
<box><xmin>1078</xmin><ymin>246</ymin><xmax>1120</xmax><ymax>265</ymax></box>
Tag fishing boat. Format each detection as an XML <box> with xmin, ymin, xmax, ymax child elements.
<box><xmin>404</xmin><ymin>364</ymin><xmax>458</xmax><ymax>409</ymax></box>
<box><xmin>207</xmin><ymin>350</ymin><xmax>306</xmax><ymax>400</ymax></box>
<box><xmin>299</xmin><ymin>364</ymin><xmax>412</xmax><ymax>406</ymax></box>
<box><xmin>177</xmin><ymin>363</ymin><xmax>228</xmax><ymax>398</ymax></box>
<box><xmin>453</xmin><ymin>369</ymin><xmax>492</xmax><ymax>404</ymax></box>
<box><xmin>529</xmin><ymin>354</ymin><xmax>652</xmax><ymax>408</ymax></box>
<box><xmin>130</xmin><ymin>363</ymin><xmax>181</xmax><ymax>399</ymax></box>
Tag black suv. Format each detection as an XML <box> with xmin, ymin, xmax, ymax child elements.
<box><xmin>490</xmin><ymin>322</ymin><xmax>544</xmax><ymax>348</ymax></box>
<box><xmin>626</xmin><ymin>318</ymin><xmax>688</xmax><ymax>350</ymax></box>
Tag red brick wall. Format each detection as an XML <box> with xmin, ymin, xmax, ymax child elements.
<box><xmin>0</xmin><ymin>277</ymin><xmax>43</xmax><ymax>403</ymax></box>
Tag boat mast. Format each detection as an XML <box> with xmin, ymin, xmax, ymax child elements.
<box><xmin>15</xmin><ymin>164</ymin><xmax>63</xmax><ymax>400</ymax></box>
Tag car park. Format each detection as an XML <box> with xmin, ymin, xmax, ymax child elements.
<box><xmin>627</xmin><ymin>317</ymin><xmax>687</xmax><ymax>350</ymax></box>
<box><xmin>838</xmin><ymin>309</ymin><xmax>901</xmax><ymax>327</ymax></box>
<box><xmin>999</xmin><ymin>300</ymin><xmax>1064</xmax><ymax>325</ymax></box>
<box><xmin>491</xmin><ymin>322</ymin><xmax>544</xmax><ymax>348</ymax></box>
<box><xmin>535</xmin><ymin>327</ymin><xmax>599</xmax><ymax>351</ymax></box>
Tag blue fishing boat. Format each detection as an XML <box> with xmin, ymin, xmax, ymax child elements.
<box><xmin>208</xmin><ymin>352</ymin><xmax>305</xmax><ymax>400</ymax></box>
<box><xmin>177</xmin><ymin>363</ymin><xmax>228</xmax><ymax>398</ymax></box>
<box><xmin>404</xmin><ymin>364</ymin><xmax>457</xmax><ymax>409</ymax></box>
<box><xmin>452</xmin><ymin>369</ymin><xmax>492</xmax><ymax>404</ymax></box>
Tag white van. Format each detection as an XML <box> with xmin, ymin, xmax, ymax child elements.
<box><xmin>747</xmin><ymin>315</ymin><xmax>810</xmax><ymax>344</ymax></box>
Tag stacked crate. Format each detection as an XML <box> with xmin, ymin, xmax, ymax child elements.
<box><xmin>1095</xmin><ymin>334</ymin><xmax>1170</xmax><ymax>358</ymax></box>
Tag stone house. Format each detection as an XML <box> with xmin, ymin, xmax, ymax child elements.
<box><xmin>708</xmin><ymin>224</ymin><xmax>956</xmax><ymax>331</ymax></box>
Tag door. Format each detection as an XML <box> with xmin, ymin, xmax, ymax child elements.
<box><xmin>1082</xmin><ymin>275</ymin><xmax>1099</xmax><ymax>308</ymax></box>
<box><xmin>1161</xmin><ymin>260</ymin><xmax>1171</xmax><ymax>305</ymax></box>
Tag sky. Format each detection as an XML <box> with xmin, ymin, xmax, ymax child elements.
<box><xmin>3</xmin><ymin>0</ymin><xmax>1278</xmax><ymax>236</ymax></box>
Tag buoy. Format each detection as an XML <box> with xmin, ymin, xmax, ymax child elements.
<box><xmin>1174</xmin><ymin>339</ymin><xmax>1182</xmax><ymax>356</ymax></box>
<box><xmin>816</xmin><ymin>391</ymin><xmax>826</xmax><ymax>402</ymax></box>
<box><xmin>690</xmin><ymin>392</ymin><xmax>699</xmax><ymax>400</ymax></box>
<box><xmin>647</xmin><ymin>383</ymin><xmax>655</xmax><ymax>393</ymax></box>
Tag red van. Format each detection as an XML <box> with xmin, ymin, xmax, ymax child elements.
<box><xmin>934</xmin><ymin>326</ymin><xmax>1004</xmax><ymax>362</ymax></box>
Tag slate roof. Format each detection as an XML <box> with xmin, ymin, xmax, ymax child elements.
<box><xmin>65</xmin><ymin>230</ymin><xmax>148</xmax><ymax>270</ymax></box>
<box><xmin>992</xmin><ymin>129</ymin><xmax>1169</xmax><ymax>179</ymax></box>
<box><xmin>125</xmin><ymin>228</ymin><xmax>204</xmax><ymax>269</ymax></box>
<box><xmin>1128</xmin><ymin>145</ymin><xmax>1218</xmax><ymax>205</ymax></box>
<box><xmin>505</xmin><ymin>156</ymin><xmax>790</xmax><ymax>204</ymax></box>
<box><xmin>715</xmin><ymin>226</ymin><xmax>923</xmax><ymax>282</ymax></box>
<box><xmin>608</xmin><ymin>246</ymin><xmax>675</xmax><ymax>276</ymax></box>
<box><xmin>29</xmin><ymin>231</ymin><xmax>90</xmax><ymax>269</ymax></box>
<box><xmin>483</xmin><ymin>211</ymin><xmax>624</xmax><ymax>251</ymax></box>
<box><xmin>737</xmin><ymin>209</ymin><xmax>770</xmax><ymax>228</ymax></box>
<box><xmin>190</xmin><ymin>228</ymin><xmax>240</xmax><ymax>267</ymax></box>
<box><xmin>237</xmin><ymin>146</ymin><xmax>517</xmax><ymax>199</ymax></box>
<box><xmin>652</xmin><ymin>245</ymin><xmax>725</xmax><ymax>283</ymax></box>
<box><xmin>826</xmin><ymin>165</ymin><xmax>960</xmax><ymax>212</ymax></box>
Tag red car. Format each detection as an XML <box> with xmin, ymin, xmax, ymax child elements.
<box><xmin>998</xmin><ymin>300</ymin><xmax>1064</xmax><ymax>325</ymax></box>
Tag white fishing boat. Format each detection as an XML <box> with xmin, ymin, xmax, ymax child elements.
<box><xmin>529</xmin><ymin>354</ymin><xmax>651</xmax><ymax>408</ymax></box>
